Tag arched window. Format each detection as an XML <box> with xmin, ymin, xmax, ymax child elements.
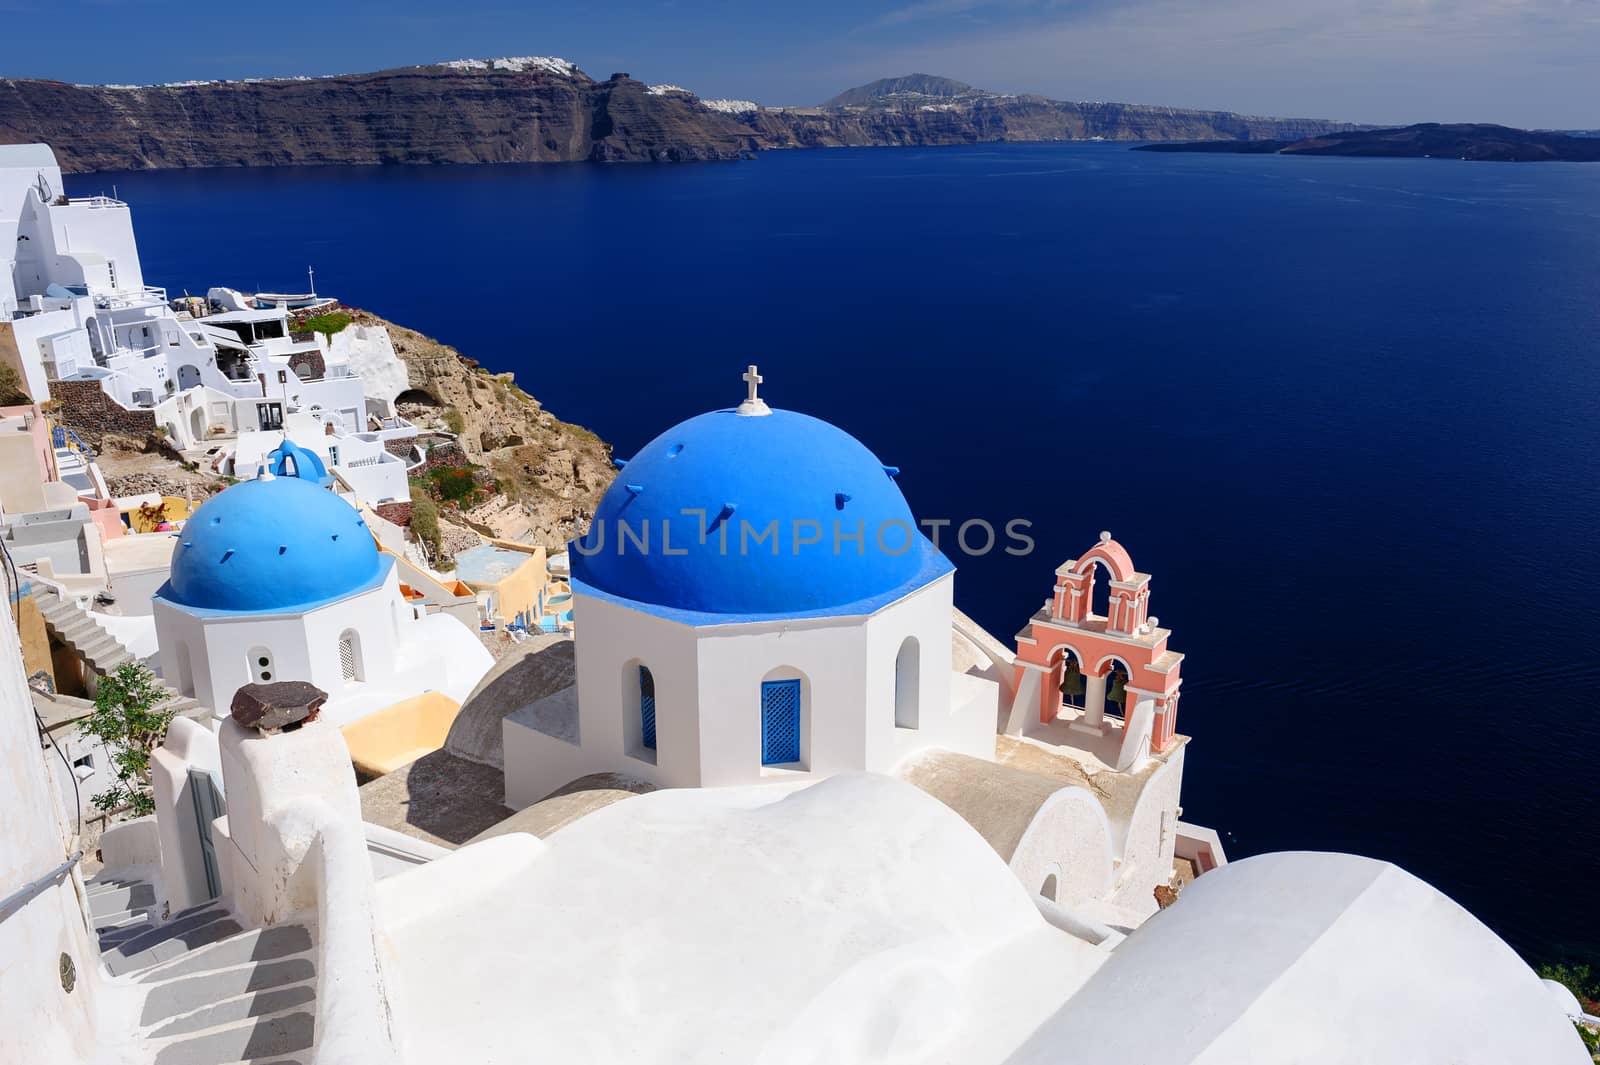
<box><xmin>894</xmin><ymin>636</ymin><xmax>920</xmax><ymax>730</ymax></box>
<box><xmin>248</xmin><ymin>647</ymin><xmax>274</xmax><ymax>683</ymax></box>
<box><xmin>639</xmin><ymin>666</ymin><xmax>656</xmax><ymax>751</ymax></box>
<box><xmin>1040</xmin><ymin>873</ymin><xmax>1058</xmax><ymax>901</ymax></box>
<box><xmin>339</xmin><ymin>629</ymin><xmax>364</xmax><ymax>683</ymax></box>
<box><xmin>623</xmin><ymin>661</ymin><xmax>657</xmax><ymax>762</ymax></box>
<box><xmin>174</xmin><ymin>642</ymin><xmax>195</xmax><ymax>697</ymax></box>
<box><xmin>760</xmin><ymin>676</ymin><xmax>803</xmax><ymax>767</ymax></box>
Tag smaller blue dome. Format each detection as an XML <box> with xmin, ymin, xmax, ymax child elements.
<box><xmin>267</xmin><ymin>439</ymin><xmax>332</xmax><ymax>486</ymax></box>
<box><xmin>158</xmin><ymin>475</ymin><xmax>389</xmax><ymax>614</ymax></box>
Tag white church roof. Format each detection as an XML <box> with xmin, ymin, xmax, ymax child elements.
<box><xmin>0</xmin><ymin>143</ymin><xmax>61</xmax><ymax>170</ymax></box>
<box><xmin>1006</xmin><ymin>850</ymin><xmax>1588</xmax><ymax>1065</ymax></box>
<box><xmin>377</xmin><ymin>774</ymin><xmax>1108</xmax><ymax>1064</ymax></box>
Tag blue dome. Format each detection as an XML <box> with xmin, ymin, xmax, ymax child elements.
<box><xmin>571</xmin><ymin>407</ymin><xmax>951</xmax><ymax>621</ymax></box>
<box><xmin>158</xmin><ymin>475</ymin><xmax>390</xmax><ymax>614</ymax></box>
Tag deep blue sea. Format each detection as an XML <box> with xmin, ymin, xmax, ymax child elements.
<box><xmin>86</xmin><ymin>143</ymin><xmax>1600</xmax><ymax>965</ymax></box>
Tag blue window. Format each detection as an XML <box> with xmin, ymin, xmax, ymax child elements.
<box><xmin>640</xmin><ymin>666</ymin><xmax>657</xmax><ymax>750</ymax></box>
<box><xmin>761</xmin><ymin>679</ymin><xmax>801</xmax><ymax>765</ymax></box>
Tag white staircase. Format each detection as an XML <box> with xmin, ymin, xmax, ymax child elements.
<box><xmin>86</xmin><ymin>870</ymin><xmax>318</xmax><ymax>1065</ymax></box>
<box><xmin>28</xmin><ymin>584</ymin><xmax>202</xmax><ymax>718</ymax></box>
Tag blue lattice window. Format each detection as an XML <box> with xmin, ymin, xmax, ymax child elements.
<box><xmin>640</xmin><ymin>666</ymin><xmax>657</xmax><ymax>750</ymax></box>
<box><xmin>761</xmin><ymin>679</ymin><xmax>801</xmax><ymax>766</ymax></box>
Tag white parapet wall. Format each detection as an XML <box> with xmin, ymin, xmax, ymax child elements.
<box><xmin>277</xmin><ymin>795</ymin><xmax>403</xmax><ymax>1065</ymax></box>
<box><xmin>0</xmin><ymin>595</ymin><xmax>104</xmax><ymax>1064</ymax></box>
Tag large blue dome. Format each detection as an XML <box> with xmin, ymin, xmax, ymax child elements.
<box><xmin>571</xmin><ymin>407</ymin><xmax>951</xmax><ymax>621</ymax></box>
<box><xmin>158</xmin><ymin>475</ymin><xmax>390</xmax><ymax>614</ymax></box>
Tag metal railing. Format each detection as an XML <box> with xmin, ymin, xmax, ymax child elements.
<box><xmin>50</xmin><ymin>425</ymin><xmax>94</xmax><ymax>460</ymax></box>
<box><xmin>0</xmin><ymin>850</ymin><xmax>83</xmax><ymax>924</ymax></box>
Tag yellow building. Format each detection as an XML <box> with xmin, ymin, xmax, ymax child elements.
<box><xmin>453</xmin><ymin>540</ymin><xmax>552</xmax><ymax>631</ymax></box>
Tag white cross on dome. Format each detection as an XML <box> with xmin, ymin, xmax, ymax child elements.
<box><xmin>737</xmin><ymin>364</ymin><xmax>771</xmax><ymax>416</ymax></box>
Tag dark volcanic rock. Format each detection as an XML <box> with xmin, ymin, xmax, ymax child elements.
<box><xmin>823</xmin><ymin>74</ymin><xmax>977</xmax><ymax>108</ymax></box>
<box><xmin>1137</xmin><ymin>123</ymin><xmax>1600</xmax><ymax>162</ymax></box>
<box><xmin>0</xmin><ymin>64</ymin><xmax>755</xmax><ymax>173</ymax></box>
<box><xmin>0</xmin><ymin>62</ymin><xmax>1359</xmax><ymax>174</ymax></box>
<box><xmin>736</xmin><ymin>91</ymin><xmax>1356</xmax><ymax>152</ymax></box>
<box><xmin>231</xmin><ymin>681</ymin><xmax>328</xmax><ymax>732</ymax></box>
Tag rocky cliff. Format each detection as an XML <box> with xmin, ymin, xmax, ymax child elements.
<box><xmin>0</xmin><ymin>60</ymin><xmax>753</xmax><ymax>173</ymax></box>
<box><xmin>1138</xmin><ymin>122</ymin><xmax>1600</xmax><ymax>162</ymax></box>
<box><xmin>370</xmin><ymin>312</ymin><xmax>614</xmax><ymax>548</ymax></box>
<box><xmin>0</xmin><ymin>61</ymin><xmax>1358</xmax><ymax>173</ymax></box>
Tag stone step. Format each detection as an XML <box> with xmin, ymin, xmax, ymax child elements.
<box><xmin>89</xmin><ymin>880</ymin><xmax>157</xmax><ymax>914</ymax></box>
<box><xmin>105</xmin><ymin>909</ymin><xmax>240</xmax><ymax>977</ymax></box>
<box><xmin>94</xmin><ymin>906</ymin><xmax>157</xmax><ymax>931</ymax></box>
<box><xmin>141</xmin><ymin>958</ymin><xmax>316</xmax><ymax>1026</ymax></box>
<box><xmin>138</xmin><ymin>925</ymin><xmax>314</xmax><ymax>984</ymax></box>
<box><xmin>147</xmin><ymin>982</ymin><xmax>317</xmax><ymax>1041</ymax></box>
<box><xmin>150</xmin><ymin>1010</ymin><xmax>314</xmax><ymax>1065</ymax></box>
<box><xmin>96</xmin><ymin>651</ymin><xmax>135</xmax><ymax>674</ymax></box>
<box><xmin>80</xmin><ymin>635</ymin><xmax>120</xmax><ymax>661</ymax></box>
<box><xmin>86</xmin><ymin>874</ymin><xmax>152</xmax><ymax>897</ymax></box>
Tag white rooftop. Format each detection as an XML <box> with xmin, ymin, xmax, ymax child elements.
<box><xmin>0</xmin><ymin>143</ymin><xmax>60</xmax><ymax>169</ymax></box>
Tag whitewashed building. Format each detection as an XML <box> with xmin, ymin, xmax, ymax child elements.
<box><xmin>151</xmin><ymin>447</ymin><xmax>491</xmax><ymax>727</ymax></box>
<box><xmin>0</xmin><ymin>143</ymin><xmax>409</xmax><ymax>453</ymax></box>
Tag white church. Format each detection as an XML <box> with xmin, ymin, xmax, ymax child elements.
<box><xmin>151</xmin><ymin>439</ymin><xmax>492</xmax><ymax>727</ymax></box>
<box><xmin>505</xmin><ymin>368</ymin><xmax>997</xmax><ymax>798</ymax></box>
<box><xmin>0</xmin><ymin>366</ymin><xmax>1591</xmax><ymax>1065</ymax></box>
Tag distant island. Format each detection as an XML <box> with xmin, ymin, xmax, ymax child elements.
<box><xmin>0</xmin><ymin>63</ymin><xmax>1357</xmax><ymax>173</ymax></box>
<box><xmin>1137</xmin><ymin>123</ymin><xmax>1600</xmax><ymax>162</ymax></box>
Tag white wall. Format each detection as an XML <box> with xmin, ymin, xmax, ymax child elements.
<box><xmin>1107</xmin><ymin>745</ymin><xmax>1185</xmax><ymax>919</ymax></box>
<box><xmin>155</xmin><ymin>577</ymin><xmax>402</xmax><ymax>722</ymax></box>
<box><xmin>0</xmin><ymin>597</ymin><xmax>103</xmax><ymax>1065</ymax></box>
<box><xmin>506</xmin><ymin>576</ymin><xmax>995</xmax><ymax>806</ymax></box>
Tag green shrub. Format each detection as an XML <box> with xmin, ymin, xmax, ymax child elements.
<box><xmin>1541</xmin><ymin>962</ymin><xmax>1600</xmax><ymax>1009</ymax></box>
<box><xmin>409</xmin><ymin>482</ymin><xmax>442</xmax><ymax>559</ymax></box>
<box><xmin>443</xmin><ymin>407</ymin><xmax>466</xmax><ymax>435</ymax></box>
<box><xmin>430</xmin><ymin>466</ymin><xmax>478</xmax><ymax>504</ymax></box>
<box><xmin>301</xmin><ymin>311</ymin><xmax>352</xmax><ymax>337</ymax></box>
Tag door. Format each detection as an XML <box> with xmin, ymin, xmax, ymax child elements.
<box><xmin>187</xmin><ymin>768</ymin><xmax>227</xmax><ymax>900</ymax></box>
<box><xmin>256</xmin><ymin>402</ymin><xmax>283</xmax><ymax>430</ymax></box>
<box><xmin>760</xmin><ymin>679</ymin><xmax>801</xmax><ymax>766</ymax></box>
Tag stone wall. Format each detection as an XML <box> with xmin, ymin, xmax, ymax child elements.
<box><xmin>288</xmin><ymin>350</ymin><xmax>326</xmax><ymax>382</ymax></box>
<box><xmin>420</xmin><ymin>440</ymin><xmax>468</xmax><ymax>472</ymax></box>
<box><xmin>383</xmin><ymin>438</ymin><xmax>416</xmax><ymax>461</ymax></box>
<box><xmin>373</xmin><ymin>501</ymin><xmax>412</xmax><ymax>528</ymax></box>
<box><xmin>47</xmin><ymin>379</ymin><xmax>157</xmax><ymax>446</ymax></box>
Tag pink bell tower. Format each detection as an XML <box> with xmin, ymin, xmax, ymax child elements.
<box><xmin>1012</xmin><ymin>532</ymin><xmax>1184</xmax><ymax>765</ymax></box>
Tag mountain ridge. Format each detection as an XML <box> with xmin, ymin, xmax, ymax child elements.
<box><xmin>822</xmin><ymin>74</ymin><xmax>978</xmax><ymax>108</ymax></box>
<box><xmin>1137</xmin><ymin>122</ymin><xmax>1600</xmax><ymax>161</ymax></box>
<box><xmin>0</xmin><ymin>59</ymin><xmax>1362</xmax><ymax>173</ymax></box>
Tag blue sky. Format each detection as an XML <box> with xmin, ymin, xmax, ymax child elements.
<box><xmin>6</xmin><ymin>0</ymin><xmax>1598</xmax><ymax>128</ymax></box>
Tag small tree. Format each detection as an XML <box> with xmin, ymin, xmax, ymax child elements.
<box><xmin>82</xmin><ymin>662</ymin><xmax>175</xmax><ymax>817</ymax></box>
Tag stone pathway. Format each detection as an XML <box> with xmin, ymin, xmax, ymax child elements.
<box><xmin>86</xmin><ymin>871</ymin><xmax>317</xmax><ymax>1065</ymax></box>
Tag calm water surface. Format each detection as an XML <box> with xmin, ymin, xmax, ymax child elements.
<box><xmin>88</xmin><ymin>144</ymin><xmax>1600</xmax><ymax>964</ymax></box>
